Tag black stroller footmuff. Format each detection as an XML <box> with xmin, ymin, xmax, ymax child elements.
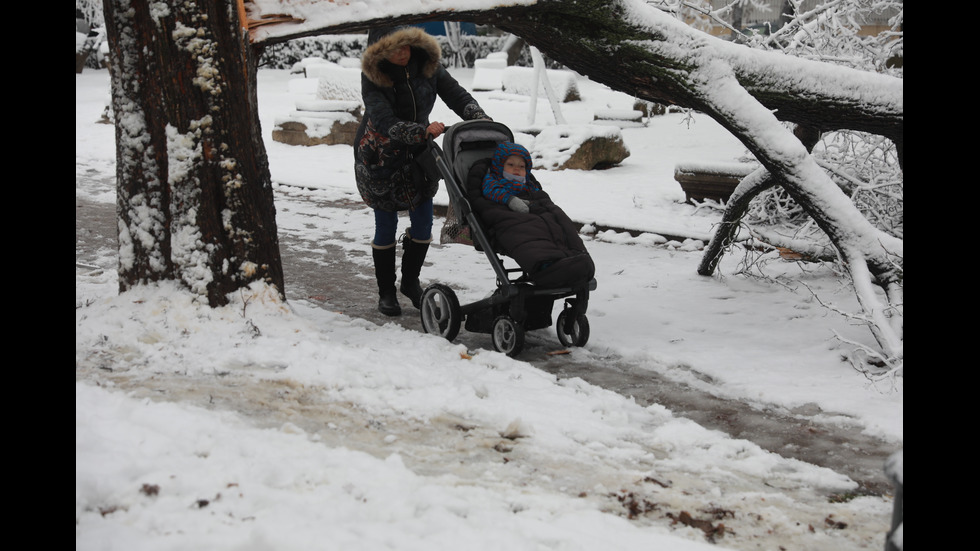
<box><xmin>417</xmin><ymin>119</ymin><xmax>597</xmax><ymax>357</ymax></box>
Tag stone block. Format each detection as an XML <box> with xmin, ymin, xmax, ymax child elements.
<box><xmin>532</xmin><ymin>125</ymin><xmax>630</xmax><ymax>170</ymax></box>
<box><xmin>272</xmin><ymin>108</ymin><xmax>361</xmax><ymax>146</ymax></box>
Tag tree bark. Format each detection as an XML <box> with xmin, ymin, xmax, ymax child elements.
<box><xmin>104</xmin><ymin>0</ymin><xmax>283</xmax><ymax>307</ymax></box>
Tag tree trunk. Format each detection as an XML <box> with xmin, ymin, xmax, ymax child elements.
<box><xmin>104</xmin><ymin>0</ymin><xmax>283</xmax><ymax>307</ymax></box>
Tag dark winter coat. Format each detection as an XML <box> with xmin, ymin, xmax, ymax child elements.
<box><xmin>466</xmin><ymin>156</ymin><xmax>595</xmax><ymax>289</ymax></box>
<box><xmin>354</xmin><ymin>26</ymin><xmax>489</xmax><ymax>212</ymax></box>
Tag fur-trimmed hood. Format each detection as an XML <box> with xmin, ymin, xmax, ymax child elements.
<box><xmin>361</xmin><ymin>26</ymin><xmax>442</xmax><ymax>88</ymax></box>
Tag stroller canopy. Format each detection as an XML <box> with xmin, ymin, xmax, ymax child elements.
<box><xmin>442</xmin><ymin>120</ymin><xmax>515</xmax><ymax>186</ymax></box>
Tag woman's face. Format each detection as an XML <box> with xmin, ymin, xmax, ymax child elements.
<box><xmin>503</xmin><ymin>155</ymin><xmax>527</xmax><ymax>178</ymax></box>
<box><xmin>386</xmin><ymin>45</ymin><xmax>411</xmax><ymax>67</ymax></box>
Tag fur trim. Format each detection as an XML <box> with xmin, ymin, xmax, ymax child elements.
<box><xmin>362</xmin><ymin>27</ymin><xmax>442</xmax><ymax>87</ymax></box>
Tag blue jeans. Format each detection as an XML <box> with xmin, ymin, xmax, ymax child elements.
<box><xmin>372</xmin><ymin>199</ymin><xmax>433</xmax><ymax>247</ymax></box>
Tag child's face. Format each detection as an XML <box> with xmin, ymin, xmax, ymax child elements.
<box><xmin>503</xmin><ymin>155</ymin><xmax>527</xmax><ymax>178</ymax></box>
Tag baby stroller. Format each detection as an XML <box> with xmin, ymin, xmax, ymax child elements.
<box><xmin>417</xmin><ymin>119</ymin><xmax>597</xmax><ymax>357</ymax></box>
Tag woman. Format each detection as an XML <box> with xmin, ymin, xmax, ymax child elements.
<box><xmin>354</xmin><ymin>26</ymin><xmax>490</xmax><ymax>317</ymax></box>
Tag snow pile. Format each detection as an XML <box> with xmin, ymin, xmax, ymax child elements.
<box><xmin>502</xmin><ymin>66</ymin><xmax>580</xmax><ymax>102</ymax></box>
<box><xmin>471</xmin><ymin>52</ymin><xmax>507</xmax><ymax>91</ymax></box>
<box><xmin>673</xmin><ymin>161</ymin><xmax>757</xmax><ymax>177</ymax></box>
<box><xmin>289</xmin><ymin>56</ymin><xmax>331</xmax><ymax>74</ymax></box>
<box><xmin>75</xmin><ymin>276</ymin><xmax>890</xmax><ymax>550</ymax></box>
<box><xmin>287</xmin><ymin>77</ymin><xmax>319</xmax><ymax>96</ymax></box>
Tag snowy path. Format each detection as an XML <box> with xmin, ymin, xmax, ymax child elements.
<box><xmin>271</xmin><ymin>187</ymin><xmax>897</xmax><ymax>496</ymax></box>
<box><xmin>77</xmin><ymin>183</ymin><xmax>895</xmax><ymax>496</ymax></box>
<box><xmin>77</xmin><ymin>182</ymin><xmax>895</xmax><ymax>549</ymax></box>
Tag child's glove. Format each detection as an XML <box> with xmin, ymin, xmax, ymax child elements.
<box><xmin>507</xmin><ymin>197</ymin><xmax>530</xmax><ymax>213</ymax></box>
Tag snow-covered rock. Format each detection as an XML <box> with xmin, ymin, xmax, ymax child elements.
<box><xmin>531</xmin><ymin>124</ymin><xmax>630</xmax><ymax>170</ymax></box>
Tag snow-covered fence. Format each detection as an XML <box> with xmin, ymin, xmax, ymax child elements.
<box><xmin>501</xmin><ymin>67</ymin><xmax>581</xmax><ymax>102</ymax></box>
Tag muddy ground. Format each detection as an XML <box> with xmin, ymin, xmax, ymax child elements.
<box><xmin>76</xmin><ymin>193</ymin><xmax>897</xmax><ymax>497</ymax></box>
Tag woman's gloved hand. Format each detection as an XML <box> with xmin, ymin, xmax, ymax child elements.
<box><xmin>426</xmin><ymin>122</ymin><xmax>446</xmax><ymax>138</ymax></box>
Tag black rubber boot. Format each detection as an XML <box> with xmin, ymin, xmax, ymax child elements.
<box><xmin>399</xmin><ymin>232</ymin><xmax>431</xmax><ymax>309</ymax></box>
<box><xmin>372</xmin><ymin>245</ymin><xmax>401</xmax><ymax>316</ymax></box>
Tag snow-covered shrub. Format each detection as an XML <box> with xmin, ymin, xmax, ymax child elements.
<box><xmin>306</xmin><ymin>64</ymin><xmax>362</xmax><ymax>103</ymax></box>
<box><xmin>259</xmin><ymin>34</ymin><xmax>512</xmax><ymax>70</ymax></box>
<box><xmin>261</xmin><ymin>35</ymin><xmax>370</xmax><ymax>70</ymax></box>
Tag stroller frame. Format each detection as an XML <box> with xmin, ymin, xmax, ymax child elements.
<box><xmin>417</xmin><ymin>119</ymin><xmax>597</xmax><ymax>357</ymax></box>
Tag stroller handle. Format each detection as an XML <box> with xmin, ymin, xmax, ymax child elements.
<box><xmin>426</xmin><ymin>124</ymin><xmax>452</xmax><ymax>143</ymax></box>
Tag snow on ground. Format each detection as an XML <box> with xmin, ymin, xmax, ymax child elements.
<box><xmin>76</xmin><ymin>65</ymin><xmax>901</xmax><ymax>551</ymax></box>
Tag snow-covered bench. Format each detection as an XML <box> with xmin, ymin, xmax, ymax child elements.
<box><xmin>673</xmin><ymin>162</ymin><xmax>756</xmax><ymax>203</ymax></box>
<box><xmin>273</xmin><ymin>62</ymin><xmax>364</xmax><ymax>146</ymax></box>
<box><xmin>272</xmin><ymin>100</ymin><xmax>362</xmax><ymax>146</ymax></box>
<box><xmin>592</xmin><ymin>109</ymin><xmax>646</xmax><ymax>128</ymax></box>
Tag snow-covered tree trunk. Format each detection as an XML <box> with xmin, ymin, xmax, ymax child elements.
<box><xmin>526</xmin><ymin>46</ymin><xmax>566</xmax><ymax>126</ymax></box>
<box><xmin>443</xmin><ymin>21</ymin><xmax>466</xmax><ymax>68</ymax></box>
<box><xmin>698</xmin><ymin>124</ymin><xmax>822</xmax><ymax>277</ymax></box>
<box><xmin>103</xmin><ymin>0</ymin><xmax>283</xmax><ymax>307</ymax></box>
<box><xmin>692</xmin><ymin>77</ymin><xmax>902</xmax><ymax>358</ymax></box>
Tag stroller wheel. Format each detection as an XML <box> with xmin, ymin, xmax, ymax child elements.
<box><xmin>420</xmin><ymin>284</ymin><xmax>461</xmax><ymax>342</ymax></box>
<box><xmin>491</xmin><ymin>315</ymin><xmax>525</xmax><ymax>358</ymax></box>
<box><xmin>556</xmin><ymin>309</ymin><xmax>590</xmax><ymax>348</ymax></box>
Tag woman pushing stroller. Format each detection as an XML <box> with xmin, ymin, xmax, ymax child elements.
<box><xmin>354</xmin><ymin>25</ymin><xmax>491</xmax><ymax>316</ymax></box>
<box><xmin>468</xmin><ymin>142</ymin><xmax>595</xmax><ymax>289</ymax></box>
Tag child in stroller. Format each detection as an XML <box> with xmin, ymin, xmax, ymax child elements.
<box><xmin>468</xmin><ymin>141</ymin><xmax>595</xmax><ymax>289</ymax></box>
<box><xmin>417</xmin><ymin>120</ymin><xmax>596</xmax><ymax>357</ymax></box>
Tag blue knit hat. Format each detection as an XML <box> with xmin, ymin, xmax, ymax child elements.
<box><xmin>489</xmin><ymin>142</ymin><xmax>533</xmax><ymax>179</ymax></box>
